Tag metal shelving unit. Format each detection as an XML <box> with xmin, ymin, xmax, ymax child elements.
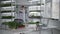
<box><xmin>28</xmin><ymin>0</ymin><xmax>45</xmax><ymax>25</ymax></box>
<box><xmin>0</xmin><ymin>0</ymin><xmax>15</xmax><ymax>29</ymax></box>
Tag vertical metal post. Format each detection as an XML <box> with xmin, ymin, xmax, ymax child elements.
<box><xmin>22</xmin><ymin>6</ymin><xmax>25</xmax><ymax>23</ymax></box>
<box><xmin>11</xmin><ymin>0</ymin><xmax>12</xmax><ymax>21</ymax></box>
<box><xmin>26</xmin><ymin>6</ymin><xmax>29</xmax><ymax>23</ymax></box>
<box><xmin>0</xmin><ymin>1</ymin><xmax>2</xmax><ymax>28</ymax></box>
<box><xmin>51</xmin><ymin>28</ymin><xmax>53</xmax><ymax>34</ymax></box>
<box><xmin>40</xmin><ymin>0</ymin><xmax>41</xmax><ymax>23</ymax></box>
<box><xmin>39</xmin><ymin>0</ymin><xmax>42</xmax><ymax>34</ymax></box>
<box><xmin>59</xmin><ymin>0</ymin><xmax>60</xmax><ymax>20</ymax></box>
<box><xmin>14</xmin><ymin>0</ymin><xmax>16</xmax><ymax>18</ymax></box>
<box><xmin>51</xmin><ymin>0</ymin><xmax>52</xmax><ymax>18</ymax></box>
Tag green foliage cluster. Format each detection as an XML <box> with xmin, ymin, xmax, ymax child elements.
<box><xmin>2</xmin><ymin>21</ymin><xmax>24</xmax><ymax>29</ymax></box>
<box><xmin>2</xmin><ymin>16</ymin><xmax>15</xmax><ymax>19</ymax></box>
<box><xmin>0</xmin><ymin>3</ymin><xmax>15</xmax><ymax>7</ymax></box>
<box><xmin>28</xmin><ymin>21</ymin><xmax>40</xmax><ymax>24</ymax></box>
<box><xmin>29</xmin><ymin>15</ymin><xmax>42</xmax><ymax>18</ymax></box>
<box><xmin>1</xmin><ymin>10</ymin><xmax>14</xmax><ymax>13</ymax></box>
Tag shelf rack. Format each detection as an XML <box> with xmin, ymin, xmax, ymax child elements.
<box><xmin>0</xmin><ymin>0</ymin><xmax>15</xmax><ymax>29</ymax></box>
<box><xmin>28</xmin><ymin>0</ymin><xmax>44</xmax><ymax>24</ymax></box>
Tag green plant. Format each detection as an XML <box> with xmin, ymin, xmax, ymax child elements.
<box><xmin>37</xmin><ymin>3</ymin><xmax>44</xmax><ymax>5</ymax></box>
<box><xmin>2</xmin><ymin>22</ymin><xmax>8</xmax><ymax>25</ymax></box>
<box><xmin>0</xmin><ymin>3</ymin><xmax>15</xmax><ymax>7</ymax></box>
<box><xmin>2</xmin><ymin>21</ymin><xmax>19</xmax><ymax>29</ymax></box>
<box><xmin>1</xmin><ymin>16</ymin><xmax>15</xmax><ymax>19</ymax></box>
<box><xmin>1</xmin><ymin>10</ymin><xmax>15</xmax><ymax>13</ymax></box>
<box><xmin>2</xmin><ymin>21</ymin><xmax>25</xmax><ymax>29</ymax></box>
<box><xmin>30</xmin><ymin>10</ymin><xmax>40</xmax><ymax>12</ymax></box>
<box><xmin>28</xmin><ymin>21</ymin><xmax>41</xmax><ymax>24</ymax></box>
<box><xmin>36</xmin><ymin>21</ymin><xmax>40</xmax><ymax>23</ymax></box>
<box><xmin>28</xmin><ymin>21</ymin><xmax>36</xmax><ymax>24</ymax></box>
<box><xmin>29</xmin><ymin>15</ymin><xmax>42</xmax><ymax>18</ymax></box>
<box><xmin>36</xmin><ymin>21</ymin><xmax>40</xmax><ymax>25</ymax></box>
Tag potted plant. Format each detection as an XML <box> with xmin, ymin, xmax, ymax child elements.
<box><xmin>36</xmin><ymin>21</ymin><xmax>40</xmax><ymax>25</ymax></box>
<box><xmin>18</xmin><ymin>22</ymin><xmax>25</xmax><ymax>28</ymax></box>
<box><xmin>2</xmin><ymin>21</ymin><xmax>19</xmax><ymax>29</ymax></box>
<box><xmin>14</xmin><ymin>19</ymin><xmax>25</xmax><ymax>28</ymax></box>
<box><xmin>18</xmin><ymin>24</ymin><xmax>25</xmax><ymax>28</ymax></box>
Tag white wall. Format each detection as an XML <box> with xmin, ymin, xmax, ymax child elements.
<box><xmin>52</xmin><ymin>0</ymin><xmax>59</xmax><ymax>19</ymax></box>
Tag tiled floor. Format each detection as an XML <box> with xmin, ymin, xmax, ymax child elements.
<box><xmin>0</xmin><ymin>24</ymin><xmax>60</xmax><ymax>34</ymax></box>
<box><xmin>0</xmin><ymin>24</ymin><xmax>40</xmax><ymax>34</ymax></box>
<box><xmin>26</xmin><ymin>30</ymin><xmax>40</xmax><ymax>34</ymax></box>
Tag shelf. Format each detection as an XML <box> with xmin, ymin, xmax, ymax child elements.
<box><xmin>1</xmin><ymin>10</ymin><xmax>15</xmax><ymax>13</ymax></box>
<box><xmin>1</xmin><ymin>16</ymin><xmax>15</xmax><ymax>19</ymax></box>
<box><xmin>41</xmin><ymin>17</ymin><xmax>59</xmax><ymax>20</ymax></box>
<box><xmin>50</xmin><ymin>18</ymin><xmax>59</xmax><ymax>20</ymax></box>
<box><xmin>29</xmin><ymin>16</ymin><xmax>42</xmax><ymax>18</ymax></box>
<box><xmin>17</xmin><ymin>3</ymin><xmax>45</xmax><ymax>6</ymax></box>
<box><xmin>0</xmin><ymin>3</ymin><xmax>15</xmax><ymax>7</ymax></box>
<box><xmin>28</xmin><ymin>22</ymin><xmax>36</xmax><ymax>24</ymax></box>
<box><xmin>1</xmin><ymin>1</ymin><xmax>15</xmax><ymax>4</ymax></box>
<box><xmin>2</xmin><ymin>19</ymin><xmax>14</xmax><ymax>22</ymax></box>
<box><xmin>28</xmin><ymin>1</ymin><xmax>44</xmax><ymax>5</ymax></box>
<box><xmin>29</xmin><ymin>10</ymin><xmax>43</xmax><ymax>12</ymax></box>
<box><xmin>37</xmin><ymin>3</ymin><xmax>44</xmax><ymax>5</ymax></box>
